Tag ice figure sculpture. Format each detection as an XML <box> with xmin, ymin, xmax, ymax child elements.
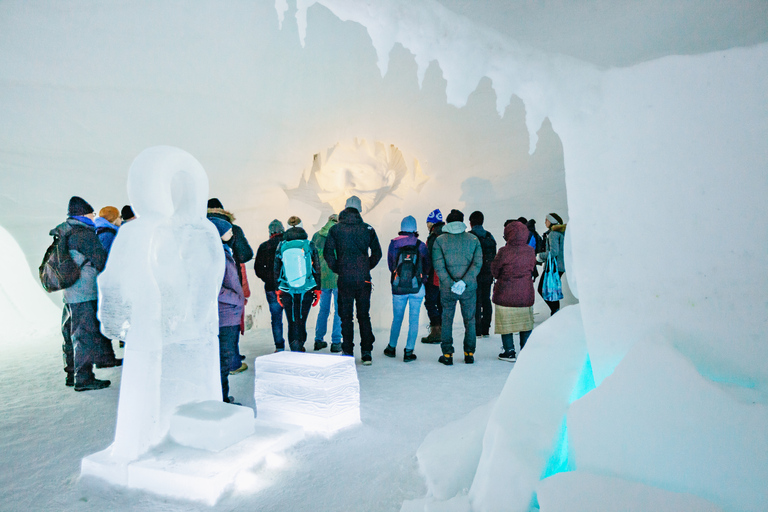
<box><xmin>253</xmin><ymin>352</ymin><xmax>361</xmax><ymax>434</ymax></box>
<box><xmin>94</xmin><ymin>146</ymin><xmax>225</xmax><ymax>461</ymax></box>
<box><xmin>81</xmin><ymin>148</ymin><xmax>305</xmax><ymax>504</ymax></box>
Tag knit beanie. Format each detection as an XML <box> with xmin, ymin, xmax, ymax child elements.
<box><xmin>345</xmin><ymin>195</ymin><xmax>362</xmax><ymax>212</ymax></box>
<box><xmin>468</xmin><ymin>211</ymin><xmax>484</xmax><ymax>226</ymax></box>
<box><xmin>68</xmin><ymin>196</ymin><xmax>94</xmax><ymax>217</ymax></box>
<box><xmin>446</xmin><ymin>209</ymin><xmax>464</xmax><ymax>223</ymax></box>
<box><xmin>546</xmin><ymin>213</ymin><xmax>563</xmax><ymax>225</ymax></box>
<box><xmin>287</xmin><ymin>215</ymin><xmax>302</xmax><ymax>228</ymax></box>
<box><xmin>207</xmin><ymin>198</ymin><xmax>224</xmax><ymax>209</ymax></box>
<box><xmin>121</xmin><ymin>205</ymin><xmax>135</xmax><ymax>221</ymax></box>
<box><xmin>209</xmin><ymin>217</ymin><xmax>232</xmax><ymax>237</ymax></box>
<box><xmin>268</xmin><ymin>219</ymin><xmax>284</xmax><ymax>235</ymax></box>
<box><xmin>99</xmin><ymin>206</ymin><xmax>120</xmax><ymax>223</ymax></box>
<box><xmin>426</xmin><ymin>209</ymin><xmax>442</xmax><ymax>224</ymax></box>
<box><xmin>400</xmin><ymin>215</ymin><xmax>417</xmax><ymax>233</ymax></box>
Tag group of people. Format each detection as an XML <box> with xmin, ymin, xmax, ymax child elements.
<box><xmin>51</xmin><ymin>193</ymin><xmax>567</xmax><ymax>402</ymax></box>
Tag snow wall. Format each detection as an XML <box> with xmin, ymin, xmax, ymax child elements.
<box><xmin>1</xmin><ymin>1</ymin><xmax>767</xmax><ymax>511</ymax></box>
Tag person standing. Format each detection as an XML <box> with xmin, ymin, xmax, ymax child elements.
<box><xmin>94</xmin><ymin>206</ymin><xmax>121</xmax><ymax>254</ymax></box>
<box><xmin>207</xmin><ymin>198</ymin><xmax>253</xmax><ymax>372</ymax></box>
<box><xmin>383</xmin><ymin>215</ymin><xmax>430</xmax><ymax>362</ymax></box>
<box><xmin>468</xmin><ymin>211</ymin><xmax>497</xmax><ymax>338</ymax></box>
<box><xmin>493</xmin><ymin>220</ymin><xmax>536</xmax><ymax>362</ymax></box>
<box><xmin>323</xmin><ymin>196</ymin><xmax>382</xmax><ymax>365</ymax></box>
<box><xmin>312</xmin><ymin>213</ymin><xmax>342</xmax><ymax>352</ymax></box>
<box><xmin>420</xmin><ymin>208</ymin><xmax>444</xmax><ymax>344</ymax></box>
<box><xmin>255</xmin><ymin>219</ymin><xmax>287</xmax><ymax>351</ymax></box>
<box><xmin>432</xmin><ymin>209</ymin><xmax>483</xmax><ymax>365</ymax></box>
<box><xmin>537</xmin><ymin>213</ymin><xmax>566</xmax><ymax>315</ymax></box>
<box><xmin>120</xmin><ymin>205</ymin><xmax>136</xmax><ymax>223</ymax></box>
<box><xmin>55</xmin><ymin>196</ymin><xmax>113</xmax><ymax>390</ymax></box>
<box><xmin>210</xmin><ymin>217</ymin><xmax>245</xmax><ymax>403</ymax></box>
<box><xmin>274</xmin><ymin>216</ymin><xmax>322</xmax><ymax>353</ymax></box>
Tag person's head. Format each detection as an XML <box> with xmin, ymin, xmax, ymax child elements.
<box><xmin>68</xmin><ymin>196</ymin><xmax>94</xmax><ymax>218</ymax></box>
<box><xmin>345</xmin><ymin>195</ymin><xmax>362</xmax><ymax>213</ymax></box>
<box><xmin>287</xmin><ymin>215</ymin><xmax>302</xmax><ymax>229</ymax></box>
<box><xmin>327</xmin><ymin>213</ymin><xmax>339</xmax><ymax>224</ymax></box>
<box><xmin>545</xmin><ymin>213</ymin><xmax>563</xmax><ymax>228</ymax></box>
<box><xmin>446</xmin><ymin>209</ymin><xmax>464</xmax><ymax>224</ymax></box>
<box><xmin>268</xmin><ymin>219</ymin><xmax>284</xmax><ymax>236</ymax></box>
<box><xmin>517</xmin><ymin>216</ymin><xmax>528</xmax><ymax>225</ymax></box>
<box><xmin>210</xmin><ymin>217</ymin><xmax>232</xmax><ymax>242</ymax></box>
<box><xmin>400</xmin><ymin>215</ymin><xmax>418</xmax><ymax>234</ymax></box>
<box><xmin>121</xmin><ymin>205</ymin><xmax>135</xmax><ymax>222</ymax></box>
<box><xmin>469</xmin><ymin>211</ymin><xmax>484</xmax><ymax>227</ymax></box>
<box><xmin>426</xmin><ymin>209</ymin><xmax>442</xmax><ymax>230</ymax></box>
<box><xmin>99</xmin><ymin>206</ymin><xmax>121</xmax><ymax>226</ymax></box>
<box><xmin>207</xmin><ymin>198</ymin><xmax>224</xmax><ymax>209</ymax></box>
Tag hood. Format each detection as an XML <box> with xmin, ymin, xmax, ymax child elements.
<box><xmin>504</xmin><ymin>221</ymin><xmax>529</xmax><ymax>246</ymax></box>
<box><xmin>442</xmin><ymin>221</ymin><xmax>467</xmax><ymax>234</ymax></box>
<box><xmin>318</xmin><ymin>218</ymin><xmax>337</xmax><ymax>237</ymax></box>
<box><xmin>552</xmin><ymin>223</ymin><xmax>566</xmax><ymax>233</ymax></box>
<box><xmin>471</xmin><ymin>225</ymin><xmax>487</xmax><ymax>237</ymax></box>
<box><xmin>207</xmin><ymin>208</ymin><xmax>235</xmax><ymax>222</ymax></box>
<box><xmin>284</xmin><ymin>226</ymin><xmax>308</xmax><ymax>241</ymax></box>
<box><xmin>94</xmin><ymin>216</ymin><xmax>118</xmax><ymax>231</ymax></box>
<box><xmin>339</xmin><ymin>207</ymin><xmax>363</xmax><ymax>225</ymax></box>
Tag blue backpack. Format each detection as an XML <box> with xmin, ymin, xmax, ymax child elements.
<box><xmin>277</xmin><ymin>239</ymin><xmax>316</xmax><ymax>294</ymax></box>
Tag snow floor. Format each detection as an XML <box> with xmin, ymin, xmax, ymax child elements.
<box><xmin>1</xmin><ymin>321</ymin><xmax>526</xmax><ymax>511</ymax></box>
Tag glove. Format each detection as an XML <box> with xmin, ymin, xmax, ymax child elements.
<box><xmin>276</xmin><ymin>291</ymin><xmax>284</xmax><ymax>307</ymax></box>
<box><xmin>451</xmin><ymin>280</ymin><xmax>467</xmax><ymax>295</ymax></box>
<box><xmin>312</xmin><ymin>289</ymin><xmax>322</xmax><ymax>307</ymax></box>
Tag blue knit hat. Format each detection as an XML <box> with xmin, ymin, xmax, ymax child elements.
<box><xmin>400</xmin><ymin>215</ymin><xmax>417</xmax><ymax>233</ymax></box>
<box><xmin>426</xmin><ymin>209</ymin><xmax>442</xmax><ymax>224</ymax></box>
<box><xmin>209</xmin><ymin>217</ymin><xmax>232</xmax><ymax>237</ymax></box>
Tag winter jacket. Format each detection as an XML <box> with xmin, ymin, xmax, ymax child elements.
<box><xmin>539</xmin><ymin>224</ymin><xmax>566</xmax><ymax>272</ymax></box>
<box><xmin>470</xmin><ymin>225</ymin><xmax>497</xmax><ymax>284</ymax></box>
<box><xmin>311</xmin><ymin>219</ymin><xmax>339</xmax><ymax>290</ymax></box>
<box><xmin>94</xmin><ymin>217</ymin><xmax>119</xmax><ymax>254</ymax></box>
<box><xmin>51</xmin><ymin>217</ymin><xmax>108</xmax><ymax>304</ymax></box>
<box><xmin>324</xmin><ymin>207</ymin><xmax>382</xmax><ymax>289</ymax></box>
<box><xmin>425</xmin><ymin>221</ymin><xmax>445</xmax><ymax>284</ymax></box>
<box><xmin>387</xmin><ymin>233</ymin><xmax>431</xmax><ymax>285</ymax></box>
<box><xmin>491</xmin><ymin>221</ymin><xmax>536</xmax><ymax>308</ymax></box>
<box><xmin>254</xmin><ymin>233</ymin><xmax>283</xmax><ymax>292</ymax></box>
<box><xmin>207</xmin><ymin>208</ymin><xmax>254</xmax><ymax>265</ymax></box>
<box><xmin>432</xmin><ymin>221</ymin><xmax>483</xmax><ymax>295</ymax></box>
<box><xmin>273</xmin><ymin>227</ymin><xmax>321</xmax><ymax>294</ymax></box>
<box><xmin>219</xmin><ymin>248</ymin><xmax>245</xmax><ymax>327</ymax></box>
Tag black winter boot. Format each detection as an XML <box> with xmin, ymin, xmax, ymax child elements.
<box><xmin>403</xmin><ymin>349</ymin><xmax>417</xmax><ymax>362</ymax></box>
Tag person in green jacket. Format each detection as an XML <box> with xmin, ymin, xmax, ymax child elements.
<box><xmin>311</xmin><ymin>213</ymin><xmax>342</xmax><ymax>352</ymax></box>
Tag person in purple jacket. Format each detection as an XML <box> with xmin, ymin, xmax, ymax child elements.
<box><xmin>383</xmin><ymin>216</ymin><xmax>431</xmax><ymax>362</ymax></box>
<box><xmin>492</xmin><ymin>220</ymin><xmax>537</xmax><ymax>362</ymax></box>
<box><xmin>210</xmin><ymin>217</ymin><xmax>245</xmax><ymax>402</ymax></box>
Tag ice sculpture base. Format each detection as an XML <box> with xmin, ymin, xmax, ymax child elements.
<box><xmin>81</xmin><ymin>420</ymin><xmax>304</xmax><ymax>505</ymax></box>
<box><xmin>169</xmin><ymin>400</ymin><xmax>255</xmax><ymax>452</ymax></box>
<box><xmin>253</xmin><ymin>351</ymin><xmax>361</xmax><ymax>435</ymax></box>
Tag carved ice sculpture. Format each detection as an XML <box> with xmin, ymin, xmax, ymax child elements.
<box><xmin>80</xmin><ymin>148</ymin><xmax>305</xmax><ymax>505</ymax></box>
<box><xmin>253</xmin><ymin>352</ymin><xmax>361</xmax><ymax>434</ymax></box>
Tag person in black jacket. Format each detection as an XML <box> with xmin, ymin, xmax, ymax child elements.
<box><xmin>420</xmin><ymin>209</ymin><xmax>444</xmax><ymax>344</ymax></box>
<box><xmin>323</xmin><ymin>196</ymin><xmax>382</xmax><ymax>365</ymax></box>
<box><xmin>469</xmin><ymin>211</ymin><xmax>497</xmax><ymax>338</ymax></box>
<box><xmin>255</xmin><ymin>219</ymin><xmax>287</xmax><ymax>351</ymax></box>
<box><xmin>55</xmin><ymin>196</ymin><xmax>114</xmax><ymax>391</ymax></box>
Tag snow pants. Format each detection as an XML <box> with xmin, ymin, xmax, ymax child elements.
<box><xmin>338</xmin><ymin>282</ymin><xmax>375</xmax><ymax>355</ymax></box>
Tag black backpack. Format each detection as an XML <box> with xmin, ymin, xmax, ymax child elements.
<box><xmin>39</xmin><ymin>225</ymin><xmax>81</xmax><ymax>292</ymax></box>
<box><xmin>391</xmin><ymin>243</ymin><xmax>422</xmax><ymax>295</ymax></box>
<box><xmin>533</xmin><ymin>231</ymin><xmax>545</xmax><ymax>254</ymax></box>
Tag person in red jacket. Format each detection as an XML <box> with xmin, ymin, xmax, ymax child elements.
<box><xmin>491</xmin><ymin>220</ymin><xmax>536</xmax><ymax>362</ymax></box>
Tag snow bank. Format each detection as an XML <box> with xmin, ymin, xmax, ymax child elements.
<box><xmin>536</xmin><ymin>471</ymin><xmax>725</xmax><ymax>512</ymax></box>
<box><xmin>0</xmin><ymin>224</ymin><xmax>60</xmax><ymax>346</ymax></box>
<box><xmin>568</xmin><ymin>341</ymin><xmax>768</xmax><ymax>512</ymax></box>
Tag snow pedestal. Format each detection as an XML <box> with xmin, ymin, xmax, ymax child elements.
<box><xmin>253</xmin><ymin>351</ymin><xmax>361</xmax><ymax>434</ymax></box>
